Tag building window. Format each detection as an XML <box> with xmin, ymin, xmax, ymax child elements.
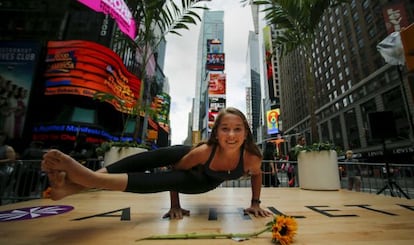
<box><xmin>320</xmin><ymin>121</ymin><xmax>330</xmax><ymax>142</ymax></box>
<box><xmin>335</xmin><ymin>48</ymin><xmax>339</xmax><ymax>57</ymax></box>
<box><xmin>348</xmin><ymin>94</ymin><xmax>354</xmax><ymax>103</ymax></box>
<box><xmin>344</xmin><ymin>108</ymin><xmax>361</xmax><ymax>148</ymax></box>
<box><xmin>347</xmin><ymin>80</ymin><xmax>352</xmax><ymax>88</ymax></box>
<box><xmin>365</xmin><ymin>13</ymin><xmax>373</xmax><ymax>24</ymax></box>
<box><xmin>331</xmin><ymin>116</ymin><xmax>343</xmax><ymax>148</ymax></box>
<box><xmin>71</xmin><ymin>107</ymin><xmax>96</xmax><ymax>124</ymax></box>
<box><xmin>382</xmin><ymin>87</ymin><xmax>410</xmax><ymax>139</ymax></box>
<box><xmin>337</xmin><ymin>60</ymin><xmax>341</xmax><ymax>69</ymax></box>
<box><xmin>341</xmin><ymin>85</ymin><xmax>346</xmax><ymax>93</ymax></box>
<box><xmin>362</xmin><ymin>0</ymin><xmax>370</xmax><ymax>9</ymax></box>
<box><xmin>360</xmin><ymin>99</ymin><xmax>377</xmax><ymax>145</ymax></box>
<box><xmin>369</xmin><ymin>26</ymin><xmax>376</xmax><ymax>38</ymax></box>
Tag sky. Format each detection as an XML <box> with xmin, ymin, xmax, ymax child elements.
<box><xmin>164</xmin><ymin>0</ymin><xmax>255</xmax><ymax>145</ymax></box>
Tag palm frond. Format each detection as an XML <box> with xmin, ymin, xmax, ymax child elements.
<box><xmin>254</xmin><ymin>0</ymin><xmax>349</xmax><ymax>56</ymax></box>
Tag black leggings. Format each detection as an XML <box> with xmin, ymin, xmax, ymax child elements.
<box><xmin>106</xmin><ymin>145</ymin><xmax>221</xmax><ymax>194</ymax></box>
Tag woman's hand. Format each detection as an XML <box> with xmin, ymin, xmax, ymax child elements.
<box><xmin>162</xmin><ymin>206</ymin><xmax>190</xmax><ymax>219</ymax></box>
<box><xmin>244</xmin><ymin>205</ymin><xmax>272</xmax><ymax>217</ymax></box>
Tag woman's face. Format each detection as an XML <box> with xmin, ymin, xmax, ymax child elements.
<box><xmin>215</xmin><ymin>113</ymin><xmax>246</xmax><ymax>150</ymax></box>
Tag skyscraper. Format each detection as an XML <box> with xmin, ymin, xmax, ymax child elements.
<box><xmin>278</xmin><ymin>1</ymin><xmax>414</xmax><ymax>162</ymax></box>
<box><xmin>247</xmin><ymin>31</ymin><xmax>262</xmax><ymax>142</ymax></box>
<box><xmin>192</xmin><ymin>10</ymin><xmax>224</xmax><ymax>144</ymax></box>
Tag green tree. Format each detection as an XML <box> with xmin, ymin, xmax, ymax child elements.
<box><xmin>250</xmin><ymin>0</ymin><xmax>349</xmax><ymax>143</ymax></box>
<box><xmin>95</xmin><ymin>0</ymin><xmax>207</xmax><ymax>143</ymax></box>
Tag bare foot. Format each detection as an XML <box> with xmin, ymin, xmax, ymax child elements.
<box><xmin>42</xmin><ymin>149</ymin><xmax>96</xmax><ymax>188</ymax></box>
<box><xmin>50</xmin><ymin>181</ymin><xmax>86</xmax><ymax>201</ymax></box>
<box><xmin>47</xmin><ymin>170</ymin><xmax>66</xmax><ymax>188</ymax></box>
<box><xmin>46</xmin><ymin>171</ymin><xmax>86</xmax><ymax>200</ymax></box>
<box><xmin>42</xmin><ymin>149</ymin><xmax>78</xmax><ymax>172</ymax></box>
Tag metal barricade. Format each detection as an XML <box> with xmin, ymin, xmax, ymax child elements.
<box><xmin>0</xmin><ymin>158</ymin><xmax>103</xmax><ymax>205</ymax></box>
<box><xmin>221</xmin><ymin>160</ymin><xmax>414</xmax><ymax>199</ymax></box>
<box><xmin>2</xmin><ymin>158</ymin><xmax>412</xmax><ymax>205</ymax></box>
<box><xmin>0</xmin><ymin>160</ymin><xmax>48</xmax><ymax>205</ymax></box>
<box><xmin>338</xmin><ymin>161</ymin><xmax>414</xmax><ymax>198</ymax></box>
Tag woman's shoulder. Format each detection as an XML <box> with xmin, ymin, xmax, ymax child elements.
<box><xmin>244</xmin><ymin>150</ymin><xmax>262</xmax><ymax>164</ymax></box>
<box><xmin>188</xmin><ymin>143</ymin><xmax>212</xmax><ymax>157</ymax></box>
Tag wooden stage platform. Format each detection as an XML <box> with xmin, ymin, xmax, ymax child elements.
<box><xmin>0</xmin><ymin>188</ymin><xmax>413</xmax><ymax>244</ymax></box>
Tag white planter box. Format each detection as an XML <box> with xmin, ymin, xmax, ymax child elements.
<box><xmin>104</xmin><ymin>146</ymin><xmax>147</xmax><ymax>167</ymax></box>
<box><xmin>297</xmin><ymin>150</ymin><xmax>340</xmax><ymax>190</ymax></box>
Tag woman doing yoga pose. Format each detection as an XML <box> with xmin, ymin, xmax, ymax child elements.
<box><xmin>42</xmin><ymin>107</ymin><xmax>271</xmax><ymax>219</ymax></box>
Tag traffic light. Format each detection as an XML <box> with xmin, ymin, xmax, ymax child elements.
<box><xmin>400</xmin><ymin>23</ymin><xmax>414</xmax><ymax>73</ymax></box>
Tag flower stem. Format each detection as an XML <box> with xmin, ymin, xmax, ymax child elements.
<box><xmin>136</xmin><ymin>227</ymin><xmax>270</xmax><ymax>241</ymax></box>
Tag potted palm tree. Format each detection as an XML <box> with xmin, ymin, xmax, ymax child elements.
<box><xmin>296</xmin><ymin>142</ymin><xmax>342</xmax><ymax>190</ymax></box>
<box><xmin>94</xmin><ymin>0</ymin><xmax>207</xmax><ymax>166</ymax></box>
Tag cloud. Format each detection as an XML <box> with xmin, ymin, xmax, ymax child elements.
<box><xmin>164</xmin><ymin>0</ymin><xmax>253</xmax><ymax>145</ymax></box>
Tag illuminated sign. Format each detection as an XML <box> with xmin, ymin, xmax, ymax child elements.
<box><xmin>382</xmin><ymin>2</ymin><xmax>409</xmax><ymax>34</ymax></box>
<box><xmin>151</xmin><ymin>92</ymin><xmax>171</xmax><ymax>133</ymax></box>
<box><xmin>44</xmin><ymin>40</ymin><xmax>141</xmax><ymax>114</ymax></box>
<box><xmin>207</xmin><ymin>39</ymin><xmax>222</xmax><ymax>53</ymax></box>
<box><xmin>32</xmin><ymin>123</ymin><xmax>138</xmax><ymax>143</ymax></box>
<box><xmin>0</xmin><ymin>41</ymin><xmax>41</xmax><ymax>140</ymax></box>
<box><xmin>78</xmin><ymin>0</ymin><xmax>136</xmax><ymax>39</ymax></box>
<box><xmin>206</xmin><ymin>53</ymin><xmax>225</xmax><ymax>71</ymax></box>
<box><xmin>208</xmin><ymin>97</ymin><xmax>226</xmax><ymax>132</ymax></box>
<box><xmin>208</xmin><ymin>73</ymin><xmax>226</xmax><ymax>97</ymax></box>
<box><xmin>267</xmin><ymin>109</ymin><xmax>280</xmax><ymax>135</ymax></box>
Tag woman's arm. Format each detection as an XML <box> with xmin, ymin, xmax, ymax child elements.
<box><xmin>270</xmin><ymin>161</ymin><xmax>276</xmax><ymax>174</ymax></box>
<box><xmin>162</xmin><ymin>191</ymin><xmax>190</xmax><ymax>219</ymax></box>
<box><xmin>244</xmin><ymin>155</ymin><xmax>272</xmax><ymax>217</ymax></box>
<box><xmin>174</xmin><ymin>145</ymin><xmax>209</xmax><ymax>170</ymax></box>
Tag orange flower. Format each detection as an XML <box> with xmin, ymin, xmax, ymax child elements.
<box><xmin>139</xmin><ymin>215</ymin><xmax>298</xmax><ymax>244</ymax></box>
<box><xmin>269</xmin><ymin>215</ymin><xmax>298</xmax><ymax>245</ymax></box>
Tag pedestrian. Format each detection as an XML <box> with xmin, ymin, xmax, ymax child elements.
<box><xmin>287</xmin><ymin>136</ymin><xmax>306</xmax><ymax>187</ymax></box>
<box><xmin>262</xmin><ymin>142</ymin><xmax>279</xmax><ymax>187</ymax></box>
<box><xmin>344</xmin><ymin>150</ymin><xmax>361</xmax><ymax>191</ymax></box>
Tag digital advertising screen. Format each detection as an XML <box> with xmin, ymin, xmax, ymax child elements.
<box><xmin>44</xmin><ymin>40</ymin><xmax>141</xmax><ymax>114</ymax></box>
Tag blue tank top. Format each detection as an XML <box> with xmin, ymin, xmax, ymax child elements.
<box><xmin>203</xmin><ymin>144</ymin><xmax>245</xmax><ymax>181</ymax></box>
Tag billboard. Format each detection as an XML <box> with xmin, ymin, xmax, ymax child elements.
<box><xmin>206</xmin><ymin>53</ymin><xmax>225</xmax><ymax>71</ymax></box>
<box><xmin>151</xmin><ymin>92</ymin><xmax>171</xmax><ymax>133</ymax></box>
<box><xmin>263</xmin><ymin>26</ymin><xmax>276</xmax><ymax>100</ymax></box>
<box><xmin>208</xmin><ymin>73</ymin><xmax>226</xmax><ymax>97</ymax></box>
<box><xmin>78</xmin><ymin>0</ymin><xmax>136</xmax><ymax>40</ymax></box>
<box><xmin>0</xmin><ymin>41</ymin><xmax>42</xmax><ymax>140</ymax></box>
<box><xmin>44</xmin><ymin>40</ymin><xmax>141</xmax><ymax>114</ymax></box>
<box><xmin>207</xmin><ymin>39</ymin><xmax>222</xmax><ymax>53</ymax></box>
<box><xmin>382</xmin><ymin>2</ymin><xmax>410</xmax><ymax>34</ymax></box>
<box><xmin>208</xmin><ymin>97</ymin><xmax>226</xmax><ymax>132</ymax></box>
<box><xmin>267</xmin><ymin>109</ymin><xmax>280</xmax><ymax>135</ymax></box>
